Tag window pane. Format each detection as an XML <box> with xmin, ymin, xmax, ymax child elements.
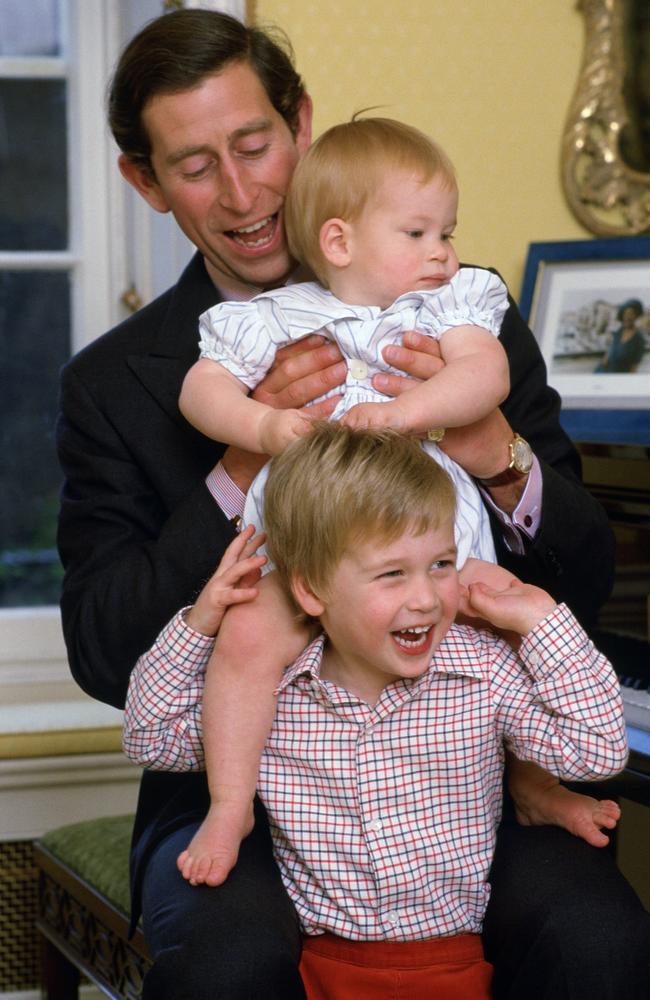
<box><xmin>0</xmin><ymin>0</ymin><xmax>61</xmax><ymax>56</ymax></box>
<box><xmin>0</xmin><ymin>270</ymin><xmax>69</xmax><ymax>607</ymax></box>
<box><xmin>0</xmin><ymin>79</ymin><xmax>68</xmax><ymax>250</ymax></box>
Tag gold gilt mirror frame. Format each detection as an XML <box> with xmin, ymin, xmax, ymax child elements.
<box><xmin>563</xmin><ymin>0</ymin><xmax>650</xmax><ymax>236</ymax></box>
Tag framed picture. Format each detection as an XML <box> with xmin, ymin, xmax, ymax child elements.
<box><xmin>520</xmin><ymin>237</ymin><xmax>650</xmax><ymax>411</ymax></box>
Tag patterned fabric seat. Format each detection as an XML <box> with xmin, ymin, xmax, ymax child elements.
<box><xmin>34</xmin><ymin>814</ymin><xmax>151</xmax><ymax>1000</ymax></box>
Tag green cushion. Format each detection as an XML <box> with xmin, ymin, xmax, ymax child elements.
<box><xmin>39</xmin><ymin>814</ymin><xmax>134</xmax><ymax>916</ymax></box>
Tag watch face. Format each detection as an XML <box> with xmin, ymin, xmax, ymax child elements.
<box><xmin>512</xmin><ymin>437</ymin><xmax>533</xmax><ymax>473</ymax></box>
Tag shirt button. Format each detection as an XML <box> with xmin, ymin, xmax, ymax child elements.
<box><xmin>367</xmin><ymin>818</ymin><xmax>383</xmax><ymax>833</ymax></box>
<box><xmin>528</xmin><ymin>652</ymin><xmax>540</xmax><ymax>668</ymax></box>
<box><xmin>349</xmin><ymin>358</ymin><xmax>368</xmax><ymax>380</ymax></box>
<box><xmin>385</xmin><ymin>911</ymin><xmax>400</xmax><ymax>927</ymax></box>
<box><xmin>524</xmin><ymin>514</ymin><xmax>533</xmax><ymax>528</ymax></box>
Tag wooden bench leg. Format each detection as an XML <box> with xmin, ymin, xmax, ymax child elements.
<box><xmin>40</xmin><ymin>934</ymin><xmax>80</xmax><ymax>1000</ymax></box>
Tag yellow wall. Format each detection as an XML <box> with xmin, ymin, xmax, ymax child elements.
<box><xmin>256</xmin><ymin>0</ymin><xmax>591</xmax><ymax>298</ymax></box>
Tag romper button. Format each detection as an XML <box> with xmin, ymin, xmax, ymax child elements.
<box><xmin>349</xmin><ymin>359</ymin><xmax>368</xmax><ymax>380</ymax></box>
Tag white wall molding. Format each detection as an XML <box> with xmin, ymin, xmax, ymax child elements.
<box><xmin>0</xmin><ymin>752</ymin><xmax>140</xmax><ymax>841</ymax></box>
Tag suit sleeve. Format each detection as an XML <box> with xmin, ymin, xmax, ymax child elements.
<box><xmin>494</xmin><ymin>288</ymin><xmax>615</xmax><ymax>627</ymax></box>
<box><xmin>57</xmin><ymin>361</ymin><xmax>234</xmax><ymax>710</ymax></box>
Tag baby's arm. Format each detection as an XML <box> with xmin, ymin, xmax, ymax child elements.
<box><xmin>180</xmin><ymin>357</ymin><xmax>313</xmax><ymax>455</ymax></box>
<box><xmin>343</xmin><ymin>326</ymin><xmax>509</xmax><ymax>434</ymax></box>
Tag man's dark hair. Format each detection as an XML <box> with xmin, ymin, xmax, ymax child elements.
<box><xmin>108</xmin><ymin>8</ymin><xmax>305</xmax><ymax>175</ymax></box>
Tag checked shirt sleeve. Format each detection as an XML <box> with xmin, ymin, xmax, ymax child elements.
<box><xmin>123</xmin><ymin>610</ymin><xmax>212</xmax><ymax>772</ymax></box>
<box><xmin>492</xmin><ymin>604</ymin><xmax>628</xmax><ymax>781</ymax></box>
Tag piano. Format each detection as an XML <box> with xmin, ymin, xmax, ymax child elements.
<box><xmin>577</xmin><ymin>441</ymin><xmax>650</xmax><ymax>802</ymax></box>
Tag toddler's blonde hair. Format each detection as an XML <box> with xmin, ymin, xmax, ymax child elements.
<box><xmin>264</xmin><ymin>422</ymin><xmax>456</xmax><ymax>608</ymax></box>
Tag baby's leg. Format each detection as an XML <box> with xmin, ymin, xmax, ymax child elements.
<box><xmin>459</xmin><ymin>558</ymin><xmax>621</xmax><ymax>848</ymax></box>
<box><xmin>177</xmin><ymin>571</ymin><xmax>310</xmax><ymax>887</ymax></box>
<box><xmin>507</xmin><ymin>756</ymin><xmax>620</xmax><ymax>848</ymax></box>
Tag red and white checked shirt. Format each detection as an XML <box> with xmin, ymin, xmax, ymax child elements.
<box><xmin>124</xmin><ymin>604</ymin><xmax>627</xmax><ymax>941</ymax></box>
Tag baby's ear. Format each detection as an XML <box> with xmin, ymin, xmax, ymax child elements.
<box><xmin>319</xmin><ymin>218</ymin><xmax>352</xmax><ymax>269</ymax></box>
<box><xmin>291</xmin><ymin>574</ymin><xmax>325</xmax><ymax>618</ymax></box>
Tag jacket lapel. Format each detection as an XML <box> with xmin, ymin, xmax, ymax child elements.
<box><xmin>127</xmin><ymin>253</ymin><xmax>223</xmax><ymax>427</ymax></box>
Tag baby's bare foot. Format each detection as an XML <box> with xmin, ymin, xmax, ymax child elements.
<box><xmin>177</xmin><ymin>801</ymin><xmax>255</xmax><ymax>886</ymax></box>
<box><xmin>515</xmin><ymin>781</ymin><xmax>620</xmax><ymax>848</ymax></box>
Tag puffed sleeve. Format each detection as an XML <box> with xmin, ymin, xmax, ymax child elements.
<box><xmin>197</xmin><ymin>297</ymin><xmax>293</xmax><ymax>389</ymax></box>
<box><xmin>418</xmin><ymin>268</ymin><xmax>509</xmax><ymax>338</ymax></box>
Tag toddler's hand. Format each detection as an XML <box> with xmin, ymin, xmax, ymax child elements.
<box><xmin>184</xmin><ymin>526</ymin><xmax>267</xmax><ymax>637</ymax></box>
<box><xmin>461</xmin><ymin>578</ymin><xmax>557</xmax><ymax>637</ymax></box>
<box><xmin>341</xmin><ymin>400</ymin><xmax>407</xmax><ymax>432</ymax></box>
<box><xmin>259</xmin><ymin>407</ymin><xmax>314</xmax><ymax>455</ymax></box>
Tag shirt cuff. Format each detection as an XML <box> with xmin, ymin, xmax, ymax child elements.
<box><xmin>154</xmin><ymin>608</ymin><xmax>216</xmax><ymax>670</ymax></box>
<box><xmin>206</xmin><ymin>462</ymin><xmax>246</xmax><ymax>521</ymax></box>
<box><xmin>479</xmin><ymin>456</ymin><xmax>542</xmax><ymax>555</ymax></box>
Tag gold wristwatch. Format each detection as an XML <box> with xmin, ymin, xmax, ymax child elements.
<box><xmin>478</xmin><ymin>433</ymin><xmax>533</xmax><ymax>487</ymax></box>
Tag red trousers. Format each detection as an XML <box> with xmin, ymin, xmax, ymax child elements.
<box><xmin>299</xmin><ymin>932</ymin><xmax>493</xmax><ymax>999</ymax></box>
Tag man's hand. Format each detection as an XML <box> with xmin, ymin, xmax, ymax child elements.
<box><xmin>222</xmin><ymin>336</ymin><xmax>346</xmax><ymax>492</ymax></box>
<box><xmin>374</xmin><ymin>330</ymin><xmax>445</xmax><ymax>392</ymax></box>
<box><xmin>255</xmin><ymin>334</ymin><xmax>346</xmax><ymax>415</ymax></box>
<box><xmin>377</xmin><ymin>330</ymin><xmax>521</xmax><ymax>491</ymax></box>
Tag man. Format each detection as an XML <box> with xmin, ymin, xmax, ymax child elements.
<box><xmin>56</xmin><ymin>9</ymin><xmax>648</xmax><ymax>999</ymax></box>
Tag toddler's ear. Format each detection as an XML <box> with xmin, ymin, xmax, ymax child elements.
<box><xmin>291</xmin><ymin>574</ymin><xmax>325</xmax><ymax>618</ymax></box>
<box><xmin>319</xmin><ymin>218</ymin><xmax>352</xmax><ymax>269</ymax></box>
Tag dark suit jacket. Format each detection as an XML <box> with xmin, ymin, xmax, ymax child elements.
<box><xmin>56</xmin><ymin>252</ymin><xmax>615</xmax><ymax>914</ymax></box>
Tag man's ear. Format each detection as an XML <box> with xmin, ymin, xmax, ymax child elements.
<box><xmin>320</xmin><ymin>218</ymin><xmax>352</xmax><ymax>269</ymax></box>
<box><xmin>118</xmin><ymin>154</ymin><xmax>171</xmax><ymax>214</ymax></box>
<box><xmin>291</xmin><ymin>574</ymin><xmax>325</xmax><ymax>619</ymax></box>
<box><xmin>294</xmin><ymin>93</ymin><xmax>313</xmax><ymax>157</ymax></box>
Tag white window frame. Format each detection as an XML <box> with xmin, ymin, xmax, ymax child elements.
<box><xmin>0</xmin><ymin>0</ymin><xmax>125</xmax><ymax>706</ymax></box>
<box><xmin>0</xmin><ymin>0</ymin><xmax>244</xmax><ymax>717</ymax></box>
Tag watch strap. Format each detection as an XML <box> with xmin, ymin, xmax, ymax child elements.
<box><xmin>478</xmin><ymin>434</ymin><xmax>533</xmax><ymax>487</ymax></box>
<box><xmin>478</xmin><ymin>465</ymin><xmax>528</xmax><ymax>487</ymax></box>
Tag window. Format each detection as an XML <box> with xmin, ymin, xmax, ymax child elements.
<box><xmin>0</xmin><ymin>0</ymin><xmax>121</xmax><ymax>614</ymax></box>
<box><xmin>0</xmin><ymin>0</ymin><xmax>123</xmax><ymax>677</ymax></box>
<box><xmin>0</xmin><ymin>0</ymin><xmax>245</xmax><ymax>691</ymax></box>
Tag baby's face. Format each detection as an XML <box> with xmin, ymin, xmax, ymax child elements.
<box><xmin>338</xmin><ymin>171</ymin><xmax>460</xmax><ymax>310</ymax></box>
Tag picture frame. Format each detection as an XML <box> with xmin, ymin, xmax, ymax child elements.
<box><xmin>520</xmin><ymin>237</ymin><xmax>650</xmax><ymax>410</ymax></box>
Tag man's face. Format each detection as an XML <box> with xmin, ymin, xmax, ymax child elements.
<box><xmin>121</xmin><ymin>60</ymin><xmax>312</xmax><ymax>296</ymax></box>
<box><xmin>299</xmin><ymin>522</ymin><xmax>459</xmax><ymax>706</ymax></box>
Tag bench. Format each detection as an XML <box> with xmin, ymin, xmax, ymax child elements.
<box><xmin>34</xmin><ymin>814</ymin><xmax>151</xmax><ymax>1000</ymax></box>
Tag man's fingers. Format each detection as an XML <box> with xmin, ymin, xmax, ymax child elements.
<box><xmin>268</xmin><ymin>334</ymin><xmax>329</xmax><ymax>363</ymax></box>
<box><xmin>260</xmin><ymin>359</ymin><xmax>347</xmax><ymax>409</ymax></box>
<box><xmin>382</xmin><ymin>334</ymin><xmax>444</xmax><ymax>381</ymax></box>
<box><xmin>371</xmin><ymin>371</ymin><xmax>415</xmax><ymax>398</ymax></box>
<box><xmin>304</xmin><ymin>394</ymin><xmax>344</xmax><ymax>420</ymax></box>
<box><xmin>255</xmin><ymin>340</ymin><xmax>345</xmax><ymax>401</ymax></box>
